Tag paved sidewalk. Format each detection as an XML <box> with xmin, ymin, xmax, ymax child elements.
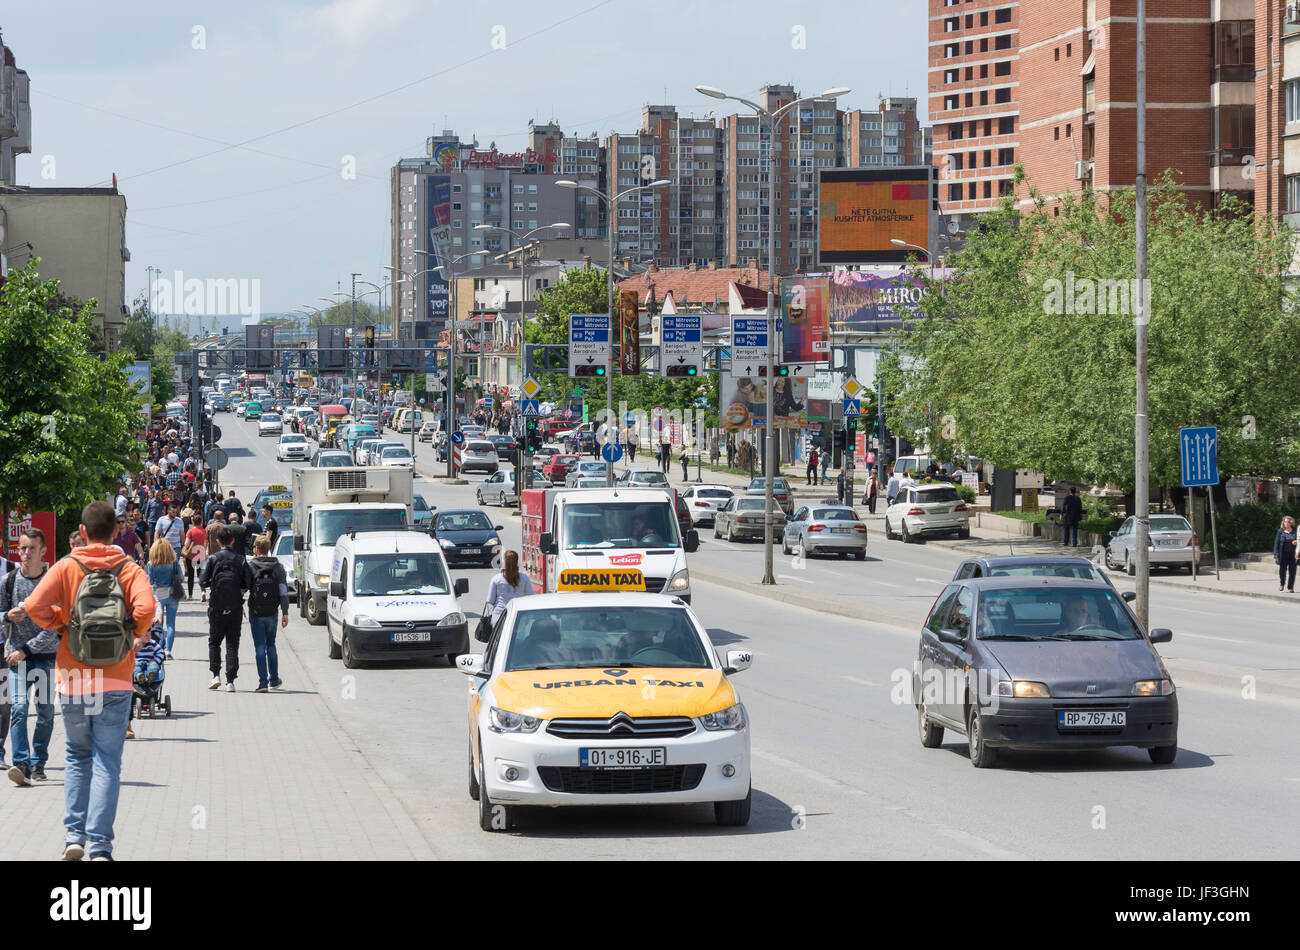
<box><xmin>0</xmin><ymin>597</ymin><xmax>433</xmax><ymax>861</ymax></box>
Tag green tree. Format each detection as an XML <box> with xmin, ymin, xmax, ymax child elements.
<box><xmin>0</xmin><ymin>260</ymin><xmax>144</xmax><ymax>553</ymax></box>
<box><xmin>310</xmin><ymin>301</ymin><xmax>379</xmax><ymax>328</ymax></box>
<box><xmin>887</xmin><ymin>173</ymin><xmax>1300</xmax><ymax>489</ymax></box>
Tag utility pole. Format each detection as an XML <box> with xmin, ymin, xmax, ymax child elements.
<box><xmin>1133</xmin><ymin>0</ymin><xmax>1151</xmax><ymax>629</ymax></box>
<box><xmin>351</xmin><ymin>272</ymin><xmax>361</xmax><ymax>396</ymax></box>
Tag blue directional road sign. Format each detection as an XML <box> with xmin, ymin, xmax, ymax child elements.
<box><xmin>423</xmin><ymin>347</ymin><xmax>438</xmax><ymax>372</ymax></box>
<box><xmin>659</xmin><ymin>315</ymin><xmax>703</xmax><ymax>375</ymax></box>
<box><xmin>602</xmin><ymin>442</ymin><xmax>624</xmax><ymax>464</ymax></box>
<box><xmin>624</xmin><ymin>412</ymin><xmax>636</xmax><ymax>426</ymax></box>
<box><xmin>451</xmin><ymin>431</ymin><xmax>465</xmax><ymax>446</ymax></box>
<box><xmin>843</xmin><ymin>398</ymin><xmax>861</xmax><ymax>417</ymax></box>
<box><xmin>569</xmin><ymin>314</ymin><xmax>611</xmax><ymax>375</ymax></box>
<box><xmin>521</xmin><ymin>399</ymin><xmax>540</xmax><ymax>416</ymax></box>
<box><xmin>1180</xmin><ymin>426</ymin><xmax>1218</xmax><ymax>487</ymax></box>
<box><xmin>484</xmin><ymin>397</ymin><xmax>494</xmax><ymax>408</ymax></box>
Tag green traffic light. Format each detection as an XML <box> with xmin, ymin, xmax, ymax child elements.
<box><xmin>596</xmin><ymin>366</ymin><xmax>606</xmax><ymax>376</ymax></box>
<box><xmin>776</xmin><ymin>366</ymin><xmax>789</xmax><ymax>377</ymax></box>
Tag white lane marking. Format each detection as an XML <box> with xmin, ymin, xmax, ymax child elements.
<box><xmin>840</xmin><ymin>675</ymin><xmax>878</xmax><ymax>687</ymax></box>
<box><xmin>914</xmin><ymin>576</ymin><xmax>947</xmax><ymax>584</ymax></box>
<box><xmin>1175</xmin><ymin>631</ymin><xmax>1249</xmax><ymax>645</ymax></box>
<box><xmin>776</xmin><ymin>573</ymin><xmax>816</xmax><ymax>585</ymax></box>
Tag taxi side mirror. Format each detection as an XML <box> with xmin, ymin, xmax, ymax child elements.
<box><xmin>454</xmin><ymin>578</ymin><xmax>469</xmax><ymax>597</ymax></box>
<box><xmin>457</xmin><ymin>654</ymin><xmax>484</xmax><ymax>676</ymax></box>
<box><xmin>723</xmin><ymin>650</ymin><xmax>753</xmax><ymax>674</ymax></box>
<box><xmin>329</xmin><ymin>581</ymin><xmax>344</xmax><ymax>598</ymax></box>
<box><xmin>294</xmin><ymin>535</ymin><xmax>304</xmax><ymax>552</ymax></box>
<box><xmin>540</xmin><ymin>532</ymin><xmax>557</xmax><ymax>556</ymax></box>
<box><xmin>685</xmin><ymin>529</ymin><xmax>700</xmax><ymax>553</ymax></box>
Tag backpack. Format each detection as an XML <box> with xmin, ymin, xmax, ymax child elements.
<box><xmin>208</xmin><ymin>554</ymin><xmax>244</xmax><ymax>615</ymax></box>
<box><xmin>67</xmin><ymin>560</ymin><xmax>133</xmax><ymax>667</ymax></box>
<box><xmin>248</xmin><ymin>559</ymin><xmax>281</xmax><ymax>617</ymax></box>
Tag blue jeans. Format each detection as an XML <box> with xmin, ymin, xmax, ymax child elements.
<box><xmin>61</xmin><ymin>690</ymin><xmax>131</xmax><ymax>856</ymax></box>
<box><xmin>9</xmin><ymin>658</ymin><xmax>55</xmax><ymax>769</ymax></box>
<box><xmin>1063</xmin><ymin>524</ymin><xmax>1079</xmax><ymax>546</ymax></box>
<box><xmin>160</xmin><ymin>595</ymin><xmax>179</xmax><ymax>652</ymax></box>
<box><xmin>248</xmin><ymin>614</ymin><xmax>280</xmax><ymax>688</ymax></box>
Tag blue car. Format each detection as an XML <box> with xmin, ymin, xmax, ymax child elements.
<box><xmin>413</xmin><ymin>493</ymin><xmax>435</xmax><ymax>528</ymax></box>
<box><xmin>432</xmin><ymin>509</ymin><xmax>503</xmax><ymax>567</ymax></box>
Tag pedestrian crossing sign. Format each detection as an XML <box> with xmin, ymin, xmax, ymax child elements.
<box><xmin>843</xmin><ymin>398</ymin><xmax>861</xmax><ymax>416</ymax></box>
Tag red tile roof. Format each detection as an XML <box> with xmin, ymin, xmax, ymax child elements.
<box><xmin>617</xmin><ymin>265</ymin><xmax>771</xmax><ymax>307</ymax></box>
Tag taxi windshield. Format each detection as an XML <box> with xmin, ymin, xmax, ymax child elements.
<box><xmin>562</xmin><ymin>502</ymin><xmax>680</xmax><ymax>550</ymax></box>
<box><xmin>977</xmin><ymin>588</ymin><xmax>1142</xmax><ymax>642</ymax></box>
<box><xmin>505</xmin><ymin>607</ymin><xmax>710</xmax><ymax>671</ymax></box>
<box><xmin>352</xmin><ymin>554</ymin><xmax>449</xmax><ymax>596</ymax></box>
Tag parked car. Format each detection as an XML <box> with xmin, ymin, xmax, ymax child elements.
<box><xmin>1104</xmin><ymin>514</ymin><xmax>1200</xmax><ymax>576</ymax></box>
<box><xmin>714</xmin><ymin>496</ymin><xmax>787</xmax><ymax>542</ymax></box>
<box><xmin>884</xmin><ymin>483</ymin><xmax>971</xmax><ymax>544</ymax></box>
<box><xmin>782</xmin><ymin>505</ymin><xmax>868</xmax><ymax>560</ymax></box>
<box><xmin>432</xmin><ymin>509</ymin><xmax>503</xmax><ymax>567</ymax></box>
<box><xmin>680</xmin><ymin>485</ymin><xmax>734</xmax><ymax>525</ymax></box>
<box><xmin>914</xmin><ymin>577</ymin><xmax>1178</xmax><ymax>767</ymax></box>
<box><xmin>458</xmin><ymin>440</ymin><xmax>500</xmax><ymax>475</ymax></box>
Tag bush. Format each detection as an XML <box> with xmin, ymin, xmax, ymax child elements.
<box><xmin>956</xmin><ymin>484</ymin><xmax>976</xmax><ymax>505</ymax></box>
<box><xmin>1216</xmin><ymin>501</ymin><xmax>1300</xmax><ymax>557</ymax></box>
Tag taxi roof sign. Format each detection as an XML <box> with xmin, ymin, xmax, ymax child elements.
<box><xmin>556</xmin><ymin>568</ymin><xmax>647</xmax><ymax>592</ymax></box>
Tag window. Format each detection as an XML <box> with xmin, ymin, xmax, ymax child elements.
<box><xmin>995</xmin><ymin>34</ymin><xmax>1012</xmax><ymax>50</ymax></box>
<box><xmin>980</xmin><ymin>38</ymin><xmax>988</xmax><ymax>52</ymax></box>
<box><xmin>1287</xmin><ymin>175</ymin><xmax>1300</xmax><ymax>212</ymax></box>
<box><xmin>951</xmin><ymin>152</ymin><xmax>964</xmax><ymax>170</ymax></box>
<box><xmin>980</xmin><ymin>91</ymin><xmax>989</xmax><ymax>105</ymax></box>
<box><xmin>995</xmin><ymin>7</ymin><xmax>1011</xmax><ymax>24</ymax></box>
<box><xmin>949</xmin><ymin>123</ymin><xmax>964</xmax><ymax>141</ymax></box>
<box><xmin>1211</xmin><ymin>105</ymin><xmax>1255</xmax><ymax>161</ymax></box>
<box><xmin>948</xmin><ymin>183</ymin><xmax>963</xmax><ymax>202</ymax></box>
<box><xmin>980</xmin><ymin>11</ymin><xmax>988</xmax><ymax>25</ymax></box>
<box><xmin>1054</xmin><ymin>47</ymin><xmax>1060</xmax><ymax>61</ymax></box>
<box><xmin>945</xmin><ymin>68</ymin><xmax>960</xmax><ymax>84</ymax></box>
<box><xmin>983</xmin><ymin>180</ymin><xmax>992</xmax><ymax>199</ymax></box>
<box><xmin>968</xmin><ymin>182</ymin><xmax>976</xmax><ymax>200</ymax></box>
<box><xmin>998</xmin><ymin>147</ymin><xmax>1014</xmax><ymax>165</ymax></box>
<box><xmin>945</xmin><ymin>43</ymin><xmax>960</xmax><ymax>57</ymax></box>
<box><xmin>1213</xmin><ymin>20</ymin><xmax>1255</xmax><ymax>82</ymax></box>
<box><xmin>452</xmin><ymin>202</ymin><xmax>461</xmax><ymax>211</ymax></box>
<box><xmin>994</xmin><ymin>60</ymin><xmax>1011</xmax><ymax>76</ymax></box>
<box><xmin>452</xmin><ymin>184</ymin><xmax>462</xmax><ymax>193</ymax></box>
<box><xmin>1288</xmin><ymin>80</ymin><xmax>1300</xmax><ymax>124</ymax></box>
<box><xmin>999</xmin><ymin>117</ymin><xmax>1015</xmax><ymax>134</ymax></box>
<box><xmin>513</xmin><ymin>185</ymin><xmax>523</xmax><ymax>194</ymax></box>
<box><xmin>964</xmin><ymin>93</ymin><xmax>973</xmax><ymax>108</ymax></box>
<box><xmin>528</xmin><ymin>185</ymin><xmax>538</xmax><ymax>193</ymax></box>
<box><xmin>995</xmin><ymin>88</ymin><xmax>1011</xmax><ymax>104</ymax></box>
<box><xmin>999</xmin><ymin>179</ymin><xmax>1015</xmax><ymax>196</ymax></box>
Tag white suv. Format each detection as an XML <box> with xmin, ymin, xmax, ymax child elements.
<box><xmin>458</xmin><ymin>440</ymin><xmax>499</xmax><ymax>475</ymax></box>
<box><xmin>884</xmin><ymin>483</ymin><xmax>970</xmax><ymax>543</ymax></box>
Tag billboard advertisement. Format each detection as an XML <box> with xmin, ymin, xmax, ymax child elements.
<box><xmin>619</xmin><ymin>290</ymin><xmax>639</xmax><ymax>376</ymax></box>
<box><xmin>781</xmin><ymin>277</ymin><xmax>830</xmax><ymax>365</ymax></box>
<box><xmin>817</xmin><ymin>167</ymin><xmax>937</xmax><ymax>265</ymax></box>
<box><xmin>720</xmin><ymin>372</ymin><xmax>808</xmax><ymax>430</ymax></box>
<box><xmin>828</xmin><ymin>269</ymin><xmax>948</xmax><ymax>334</ymax></box>
<box><xmin>425</xmin><ymin>175</ymin><xmax>453</xmax><ymax>332</ymax></box>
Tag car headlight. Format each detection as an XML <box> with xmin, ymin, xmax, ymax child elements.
<box><xmin>486</xmin><ymin>537</ymin><xmax>500</xmax><ymax>546</ymax></box>
<box><xmin>666</xmin><ymin>568</ymin><xmax>690</xmax><ymax>592</ymax></box>
<box><xmin>438</xmin><ymin>612</ymin><xmax>465</xmax><ymax>626</ymax></box>
<box><xmin>314</xmin><ymin>573</ymin><xmax>330</xmax><ymax>588</ymax></box>
<box><xmin>700</xmin><ymin>703</ymin><xmax>746</xmax><ymax>731</ymax></box>
<box><xmin>995</xmin><ymin>680</ymin><xmax>1051</xmax><ymax>698</ymax></box>
<box><xmin>489</xmin><ymin>706</ymin><xmax>542</xmax><ymax>733</ymax></box>
<box><xmin>352</xmin><ymin>614</ymin><xmax>380</xmax><ymax>628</ymax></box>
<box><xmin>1133</xmin><ymin>678</ymin><xmax>1175</xmax><ymax>697</ymax></box>
<box><xmin>438</xmin><ymin>538</ymin><xmax>455</xmax><ymax>549</ymax></box>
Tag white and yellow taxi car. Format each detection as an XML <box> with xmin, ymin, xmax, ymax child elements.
<box><xmin>459</xmin><ymin>569</ymin><xmax>752</xmax><ymax>831</ymax></box>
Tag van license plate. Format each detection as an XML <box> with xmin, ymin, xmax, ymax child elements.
<box><xmin>391</xmin><ymin>631</ymin><xmax>431</xmax><ymax>643</ymax></box>
<box><xmin>1058</xmin><ymin>711</ymin><xmax>1125</xmax><ymax>728</ymax></box>
<box><xmin>580</xmin><ymin>747</ymin><xmax>666</xmax><ymax>768</ymax></box>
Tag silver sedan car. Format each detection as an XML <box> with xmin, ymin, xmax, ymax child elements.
<box><xmin>1105</xmin><ymin>514</ymin><xmax>1200</xmax><ymax>575</ymax></box>
<box><xmin>782</xmin><ymin>505</ymin><xmax>868</xmax><ymax>559</ymax></box>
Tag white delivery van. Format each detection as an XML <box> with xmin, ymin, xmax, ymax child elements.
<box><xmin>326</xmin><ymin>530</ymin><xmax>469</xmax><ymax>668</ymax></box>
<box><xmin>292</xmin><ymin>467</ymin><xmax>415</xmax><ymax>626</ymax></box>
<box><xmin>521</xmin><ymin>487</ymin><xmax>699</xmax><ymax>603</ymax></box>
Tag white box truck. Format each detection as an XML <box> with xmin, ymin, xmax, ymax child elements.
<box><xmin>292</xmin><ymin>467</ymin><xmax>416</xmax><ymax>625</ymax></box>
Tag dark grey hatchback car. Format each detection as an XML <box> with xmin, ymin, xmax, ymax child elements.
<box><xmin>915</xmin><ymin>577</ymin><xmax>1178</xmax><ymax>768</ymax></box>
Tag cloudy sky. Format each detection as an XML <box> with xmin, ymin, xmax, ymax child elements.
<box><xmin>5</xmin><ymin>0</ymin><xmax>927</xmax><ymax>317</ymax></box>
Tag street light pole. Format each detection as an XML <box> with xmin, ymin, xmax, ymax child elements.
<box><xmin>697</xmin><ymin>84</ymin><xmax>850</xmax><ymax>585</ymax></box>
<box><xmin>1134</xmin><ymin>0</ymin><xmax>1151</xmax><ymax>629</ymax></box>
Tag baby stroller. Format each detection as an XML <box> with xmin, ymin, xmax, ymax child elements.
<box><xmin>132</xmin><ymin>622</ymin><xmax>173</xmax><ymax>719</ymax></box>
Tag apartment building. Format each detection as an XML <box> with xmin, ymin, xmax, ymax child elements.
<box><xmin>842</xmin><ymin>97</ymin><xmax>931</xmax><ymax>169</ymax></box>
<box><xmin>0</xmin><ymin>37</ymin><xmax>31</xmax><ymax>186</ymax></box>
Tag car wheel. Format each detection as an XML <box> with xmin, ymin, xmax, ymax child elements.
<box><xmin>1104</xmin><ymin>545</ymin><xmax>1117</xmax><ymax>571</ymax></box>
<box><xmin>957</xmin><ymin>528</ymin><xmax>970</xmax><ymax>540</ymax></box>
<box><xmin>305</xmin><ymin>594</ymin><xmax>325</xmax><ymax>627</ymax></box>
<box><xmin>476</xmin><ymin>490</ymin><xmax>483</xmax><ymax>505</ymax></box>
<box><xmin>781</xmin><ymin>534</ymin><xmax>791</xmax><ymax>555</ymax></box>
<box><xmin>468</xmin><ymin>739</ymin><xmax>480</xmax><ymax>801</ymax></box>
<box><xmin>854</xmin><ymin>549</ymin><xmax>866</xmax><ymax>561</ymax></box>
<box><xmin>327</xmin><ymin>626</ymin><xmax>342</xmax><ymax>659</ymax></box>
<box><xmin>919</xmin><ymin>700</ymin><xmax>944</xmax><ymax>748</ymax></box>
<box><xmin>727</xmin><ymin>523</ymin><xmax>737</xmax><ymax>543</ymax></box>
<box><xmin>1125</xmin><ymin>551</ymin><xmax>1136</xmax><ymax>577</ymax></box>
<box><xmin>884</xmin><ymin>518</ymin><xmax>896</xmax><ymax>541</ymax></box>
<box><xmin>714</xmin><ymin>784</ymin><xmax>751</xmax><ymax>827</ymax></box>
<box><xmin>967</xmin><ymin>705</ymin><xmax>997</xmax><ymax>768</ymax></box>
<box><xmin>1148</xmin><ymin>743</ymin><xmax>1177</xmax><ymax>765</ymax></box>
<box><xmin>901</xmin><ymin>521</ymin><xmax>913</xmax><ymax>544</ymax></box>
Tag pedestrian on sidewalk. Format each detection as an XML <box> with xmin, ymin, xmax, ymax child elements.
<box><xmin>145</xmin><ymin>539</ymin><xmax>183</xmax><ymax>659</ymax></box>
<box><xmin>198</xmin><ymin>525</ymin><xmax>251</xmax><ymax>692</ymax></box>
<box><xmin>659</xmin><ymin>439</ymin><xmax>671</xmax><ymax>474</ymax></box>
<box><xmin>182</xmin><ymin>516</ymin><xmax>206</xmax><ymax>599</ymax></box>
<box><xmin>726</xmin><ymin>435</ymin><xmax>736</xmax><ymax>469</ymax></box>
<box><xmin>1062</xmin><ymin>487</ymin><xmax>1084</xmax><ymax>547</ymax></box>
<box><xmin>886</xmin><ymin>471</ymin><xmax>900</xmax><ymax>507</ymax></box>
<box><xmin>820</xmin><ymin>448</ymin><xmax>831</xmax><ymax>486</ymax></box>
<box><xmin>864</xmin><ymin>471</ymin><xmax>880</xmax><ymax>514</ymax></box>
<box><xmin>3</xmin><ymin>528</ymin><xmax>57</xmax><ymax>786</ymax></box>
<box><xmin>487</xmin><ymin>551</ymin><xmax>535</xmax><ymax>625</ymax></box>
<box><xmin>836</xmin><ymin>470</ymin><xmax>847</xmax><ymax>505</ymax></box>
<box><xmin>23</xmin><ymin>500</ymin><xmax>156</xmax><ymax>861</ymax></box>
<box><xmin>628</xmin><ymin>427</ymin><xmax>639</xmax><ymax>463</ymax></box>
<box><xmin>681</xmin><ymin>443</ymin><xmax>691</xmax><ymax>483</ymax></box>
<box><xmin>246</xmin><ymin>535</ymin><xmax>288</xmax><ymax>693</ymax></box>
<box><xmin>153</xmin><ymin>501</ymin><xmax>185</xmax><ymax>561</ymax></box>
<box><xmin>1274</xmin><ymin>515</ymin><xmax>1298</xmax><ymax>593</ymax></box>
<box><xmin>806</xmin><ymin>447</ymin><xmax>819</xmax><ymax>486</ymax></box>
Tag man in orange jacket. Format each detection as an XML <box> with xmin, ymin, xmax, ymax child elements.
<box><xmin>19</xmin><ymin>500</ymin><xmax>155</xmax><ymax>861</ymax></box>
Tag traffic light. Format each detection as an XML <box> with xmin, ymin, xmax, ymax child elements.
<box><xmin>845</xmin><ymin>418</ymin><xmax>857</xmax><ymax>435</ymax></box>
<box><xmin>365</xmin><ymin>325</ymin><xmax>375</xmax><ymax>366</ymax></box>
<box><xmin>525</xmin><ymin>416</ymin><xmax>540</xmax><ymax>448</ymax></box>
<box><xmin>574</xmin><ymin>365</ymin><xmax>606</xmax><ymax>378</ymax></box>
<box><xmin>774</xmin><ymin>365</ymin><xmax>790</xmax><ymax>377</ymax></box>
<box><xmin>299</xmin><ymin>341</ymin><xmax>308</xmax><ymax>368</ymax></box>
<box><xmin>665</xmin><ymin>365</ymin><xmax>698</xmax><ymax>378</ymax></box>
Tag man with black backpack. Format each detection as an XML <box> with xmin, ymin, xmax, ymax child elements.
<box><xmin>22</xmin><ymin>501</ymin><xmax>156</xmax><ymax>861</ymax></box>
<box><xmin>198</xmin><ymin>525</ymin><xmax>251</xmax><ymax>692</ymax></box>
<box><xmin>247</xmin><ymin>535</ymin><xmax>288</xmax><ymax>693</ymax></box>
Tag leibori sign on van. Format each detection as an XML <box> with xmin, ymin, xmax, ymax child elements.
<box><xmin>556</xmin><ymin>569</ymin><xmax>646</xmax><ymax>592</ymax></box>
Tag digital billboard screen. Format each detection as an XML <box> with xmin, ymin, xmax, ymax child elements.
<box><xmin>817</xmin><ymin>167</ymin><xmax>937</xmax><ymax>266</ymax></box>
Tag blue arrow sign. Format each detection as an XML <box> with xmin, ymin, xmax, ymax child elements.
<box><xmin>602</xmin><ymin>442</ymin><xmax>623</xmax><ymax>464</ymax></box>
<box><xmin>451</xmin><ymin>431</ymin><xmax>465</xmax><ymax>446</ymax></box>
<box><xmin>423</xmin><ymin>346</ymin><xmax>438</xmax><ymax>371</ymax></box>
<box><xmin>521</xmin><ymin>399</ymin><xmax>540</xmax><ymax>416</ymax></box>
<box><xmin>1179</xmin><ymin>426</ymin><xmax>1218</xmax><ymax>487</ymax></box>
<box><xmin>843</xmin><ymin>398</ymin><xmax>861</xmax><ymax>417</ymax></box>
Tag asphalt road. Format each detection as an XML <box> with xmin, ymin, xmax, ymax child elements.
<box><xmin>213</xmin><ymin>414</ymin><xmax>1300</xmax><ymax>859</ymax></box>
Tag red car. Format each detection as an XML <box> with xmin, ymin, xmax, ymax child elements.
<box><xmin>542</xmin><ymin>454</ymin><xmax>580</xmax><ymax>481</ymax></box>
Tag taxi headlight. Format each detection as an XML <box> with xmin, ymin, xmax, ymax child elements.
<box><xmin>666</xmin><ymin>568</ymin><xmax>690</xmax><ymax>592</ymax></box>
<box><xmin>489</xmin><ymin>706</ymin><xmax>542</xmax><ymax>734</ymax></box>
<box><xmin>1133</xmin><ymin>678</ymin><xmax>1175</xmax><ymax>697</ymax></box>
<box><xmin>438</xmin><ymin>612</ymin><xmax>465</xmax><ymax>626</ymax></box>
<box><xmin>699</xmin><ymin>703</ymin><xmax>746</xmax><ymax>732</ymax></box>
<box><xmin>352</xmin><ymin>614</ymin><xmax>380</xmax><ymax>628</ymax></box>
<box><xmin>996</xmin><ymin>680</ymin><xmax>1051</xmax><ymax>698</ymax></box>
<box><xmin>314</xmin><ymin>574</ymin><xmax>330</xmax><ymax>588</ymax></box>
<box><xmin>439</xmin><ymin>538</ymin><xmax>455</xmax><ymax>549</ymax></box>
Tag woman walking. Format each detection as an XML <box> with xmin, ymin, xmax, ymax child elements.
<box><xmin>486</xmin><ymin>550</ymin><xmax>535</xmax><ymax>626</ymax></box>
<box><xmin>864</xmin><ymin>471</ymin><xmax>880</xmax><ymax>514</ymax></box>
<box><xmin>183</xmin><ymin>515</ymin><xmax>208</xmax><ymax>599</ymax></box>
<box><xmin>1274</xmin><ymin>515</ymin><xmax>1298</xmax><ymax>593</ymax></box>
<box><xmin>146</xmin><ymin>538</ymin><xmax>183</xmax><ymax>659</ymax></box>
